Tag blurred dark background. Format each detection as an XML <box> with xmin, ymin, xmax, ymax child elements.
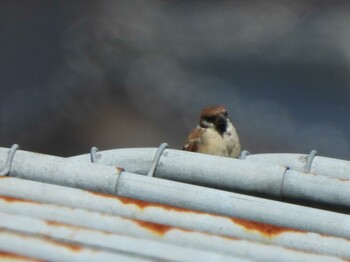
<box><xmin>1</xmin><ymin>0</ymin><xmax>349</xmax><ymax>159</ymax></box>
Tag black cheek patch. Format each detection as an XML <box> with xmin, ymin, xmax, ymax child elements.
<box><xmin>215</xmin><ymin>121</ymin><xmax>227</xmax><ymax>136</ymax></box>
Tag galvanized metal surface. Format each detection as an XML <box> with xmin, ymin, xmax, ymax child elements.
<box><xmin>282</xmin><ymin>170</ymin><xmax>350</xmax><ymax>207</ymax></box>
<box><xmin>5</xmin><ymin>209</ymin><xmax>343</xmax><ymax>262</ymax></box>
<box><xmin>0</xmin><ymin>147</ymin><xmax>122</xmax><ymax>194</ymax></box>
<box><xmin>3</xmin><ymin>147</ymin><xmax>350</xmax><ymax>210</ymax></box>
<box><xmin>70</xmin><ymin>147</ymin><xmax>287</xmax><ymax>196</ymax></box>
<box><xmin>244</xmin><ymin>153</ymin><xmax>350</xmax><ymax>179</ymax></box>
<box><xmin>0</xmin><ymin>251</ymin><xmax>40</xmax><ymax>262</ymax></box>
<box><xmin>1</xmin><ymin>157</ymin><xmax>350</xmax><ymax>239</ymax></box>
<box><xmin>69</xmin><ymin>148</ymin><xmax>350</xmax><ymax>209</ymax></box>
<box><xmin>0</xmin><ymin>198</ymin><xmax>347</xmax><ymax>262</ymax></box>
<box><xmin>1</xmin><ymin>167</ymin><xmax>350</xmax><ymax>242</ymax></box>
<box><xmin>0</xmin><ymin>212</ymin><xmax>245</xmax><ymax>262</ymax></box>
<box><xmin>0</xmin><ymin>194</ymin><xmax>251</xmax><ymax>260</ymax></box>
<box><xmin>1</xmin><ymin>146</ymin><xmax>350</xmax><ymax>261</ymax></box>
<box><xmin>1</xmin><ymin>177</ymin><xmax>350</xmax><ymax>260</ymax></box>
<box><xmin>0</xmin><ymin>229</ymin><xmax>149</xmax><ymax>262</ymax></box>
<box><xmin>116</xmin><ymin>172</ymin><xmax>350</xmax><ymax>238</ymax></box>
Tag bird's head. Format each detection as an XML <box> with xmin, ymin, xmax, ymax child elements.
<box><xmin>199</xmin><ymin>105</ymin><xmax>229</xmax><ymax>134</ymax></box>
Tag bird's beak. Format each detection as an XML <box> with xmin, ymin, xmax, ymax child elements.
<box><xmin>214</xmin><ymin>114</ymin><xmax>228</xmax><ymax>134</ymax></box>
<box><xmin>215</xmin><ymin>114</ymin><xmax>227</xmax><ymax>125</ymax></box>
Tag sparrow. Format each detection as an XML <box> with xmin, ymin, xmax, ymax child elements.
<box><xmin>183</xmin><ymin>105</ymin><xmax>241</xmax><ymax>158</ymax></box>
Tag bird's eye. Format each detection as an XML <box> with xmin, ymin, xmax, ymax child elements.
<box><xmin>223</xmin><ymin>111</ymin><xmax>228</xmax><ymax>117</ymax></box>
<box><xmin>205</xmin><ymin>116</ymin><xmax>215</xmax><ymax>122</ymax></box>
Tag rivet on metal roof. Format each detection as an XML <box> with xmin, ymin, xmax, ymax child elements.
<box><xmin>90</xmin><ymin>147</ymin><xmax>101</xmax><ymax>163</ymax></box>
<box><xmin>0</xmin><ymin>144</ymin><xmax>19</xmax><ymax>176</ymax></box>
<box><xmin>304</xmin><ymin>150</ymin><xmax>318</xmax><ymax>173</ymax></box>
<box><xmin>147</xmin><ymin>143</ymin><xmax>168</xmax><ymax>177</ymax></box>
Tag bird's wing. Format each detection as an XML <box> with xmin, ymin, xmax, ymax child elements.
<box><xmin>182</xmin><ymin>128</ymin><xmax>205</xmax><ymax>152</ymax></box>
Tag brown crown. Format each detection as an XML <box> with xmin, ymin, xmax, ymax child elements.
<box><xmin>200</xmin><ymin>105</ymin><xmax>227</xmax><ymax>118</ymax></box>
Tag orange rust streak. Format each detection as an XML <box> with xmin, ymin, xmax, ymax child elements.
<box><xmin>45</xmin><ymin>220</ymin><xmax>105</xmax><ymax>235</ymax></box>
<box><xmin>47</xmin><ymin>216</ymin><xmax>174</xmax><ymax>237</ymax></box>
<box><xmin>117</xmin><ymin>195</ymin><xmax>190</xmax><ymax>212</ymax></box>
<box><xmin>0</xmin><ymin>251</ymin><xmax>42</xmax><ymax>261</ymax></box>
<box><xmin>45</xmin><ymin>220</ymin><xmax>66</xmax><ymax>227</ymax></box>
<box><xmin>88</xmin><ymin>191</ymin><xmax>303</xmax><ymax>238</ymax></box>
<box><xmin>135</xmin><ymin>220</ymin><xmax>173</xmax><ymax>236</ymax></box>
<box><xmin>0</xmin><ymin>228</ymin><xmax>82</xmax><ymax>253</ymax></box>
<box><xmin>0</xmin><ymin>195</ymin><xmax>38</xmax><ymax>204</ymax></box>
<box><xmin>89</xmin><ymin>191</ymin><xmax>202</xmax><ymax>213</ymax></box>
<box><xmin>47</xmin><ymin>238</ymin><xmax>82</xmax><ymax>252</ymax></box>
<box><xmin>45</xmin><ymin>220</ymin><xmax>84</xmax><ymax>232</ymax></box>
<box><xmin>231</xmin><ymin>217</ymin><xmax>302</xmax><ymax>237</ymax></box>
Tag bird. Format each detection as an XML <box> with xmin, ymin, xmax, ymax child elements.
<box><xmin>183</xmin><ymin>105</ymin><xmax>241</xmax><ymax>158</ymax></box>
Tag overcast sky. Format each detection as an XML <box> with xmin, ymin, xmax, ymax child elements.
<box><xmin>1</xmin><ymin>0</ymin><xmax>349</xmax><ymax>159</ymax></box>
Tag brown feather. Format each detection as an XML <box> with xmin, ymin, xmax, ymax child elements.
<box><xmin>201</xmin><ymin>105</ymin><xmax>227</xmax><ymax>118</ymax></box>
<box><xmin>182</xmin><ymin>105</ymin><xmax>241</xmax><ymax>158</ymax></box>
<box><xmin>183</xmin><ymin>128</ymin><xmax>205</xmax><ymax>152</ymax></box>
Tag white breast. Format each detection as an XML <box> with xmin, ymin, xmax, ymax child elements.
<box><xmin>224</xmin><ymin>121</ymin><xmax>241</xmax><ymax>158</ymax></box>
<box><xmin>199</xmin><ymin>121</ymin><xmax>241</xmax><ymax>158</ymax></box>
<box><xmin>200</xmin><ymin>128</ymin><xmax>228</xmax><ymax>156</ymax></box>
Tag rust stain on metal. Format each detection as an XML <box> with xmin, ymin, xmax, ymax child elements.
<box><xmin>47</xmin><ymin>216</ymin><xmax>174</xmax><ymax>237</ymax></box>
<box><xmin>134</xmin><ymin>220</ymin><xmax>173</xmax><ymax>236</ymax></box>
<box><xmin>45</xmin><ymin>220</ymin><xmax>99</xmax><ymax>235</ymax></box>
<box><xmin>120</xmin><ymin>196</ymin><xmax>206</xmax><ymax>215</ymax></box>
<box><xmin>0</xmin><ymin>195</ymin><xmax>37</xmax><ymax>204</ymax></box>
<box><xmin>45</xmin><ymin>220</ymin><xmax>83</xmax><ymax>232</ymax></box>
<box><xmin>231</xmin><ymin>217</ymin><xmax>302</xmax><ymax>237</ymax></box>
<box><xmin>46</xmin><ymin>211</ymin><xmax>178</xmax><ymax>237</ymax></box>
<box><xmin>48</xmin><ymin>238</ymin><xmax>82</xmax><ymax>252</ymax></box>
<box><xmin>0</xmin><ymin>251</ymin><xmax>42</xmax><ymax>261</ymax></box>
<box><xmin>88</xmin><ymin>190</ymin><xmax>305</xmax><ymax>238</ymax></box>
<box><xmin>117</xmin><ymin>195</ymin><xmax>187</xmax><ymax>211</ymax></box>
<box><xmin>89</xmin><ymin>191</ymin><xmax>201</xmax><ymax>213</ymax></box>
<box><xmin>45</xmin><ymin>220</ymin><xmax>66</xmax><ymax>227</ymax></box>
<box><xmin>0</xmin><ymin>229</ymin><xmax>82</xmax><ymax>253</ymax></box>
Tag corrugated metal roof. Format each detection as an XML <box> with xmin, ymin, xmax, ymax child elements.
<box><xmin>0</xmin><ymin>144</ymin><xmax>350</xmax><ymax>261</ymax></box>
